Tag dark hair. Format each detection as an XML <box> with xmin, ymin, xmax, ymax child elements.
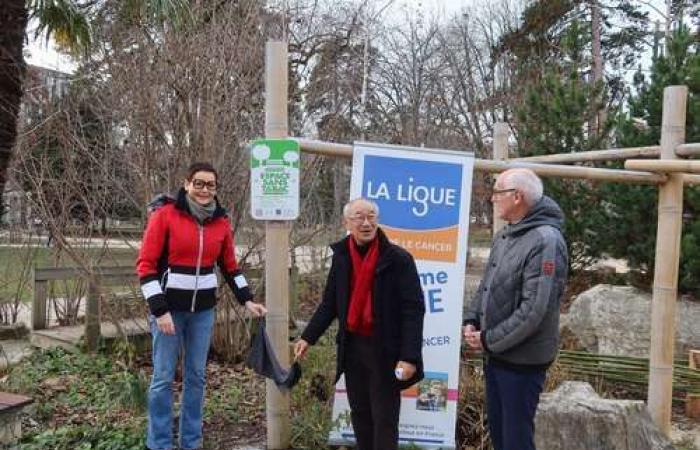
<box><xmin>186</xmin><ymin>162</ymin><xmax>218</xmax><ymax>182</ymax></box>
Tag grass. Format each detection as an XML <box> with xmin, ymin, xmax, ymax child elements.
<box><xmin>468</xmin><ymin>225</ymin><xmax>492</xmax><ymax>247</ymax></box>
<box><xmin>4</xmin><ymin>343</ymin><xmax>269</xmax><ymax>450</ymax></box>
<box><xmin>4</xmin><ymin>346</ymin><xmax>147</xmax><ymax>450</ymax></box>
<box><xmin>7</xmin><ymin>338</ymin><xmax>697</xmax><ymax>449</ymax></box>
<box><xmin>290</xmin><ymin>329</ymin><xmax>338</xmax><ymax>449</ymax></box>
<box><xmin>0</xmin><ymin>246</ymin><xmax>137</xmax><ymax>304</ymax></box>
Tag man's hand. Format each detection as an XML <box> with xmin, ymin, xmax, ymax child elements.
<box><xmin>245</xmin><ymin>301</ymin><xmax>268</xmax><ymax>317</ymax></box>
<box><xmin>463</xmin><ymin>324</ymin><xmax>483</xmax><ymax>351</ymax></box>
<box><xmin>293</xmin><ymin>338</ymin><xmax>309</xmax><ymax>361</ymax></box>
<box><xmin>395</xmin><ymin>361</ymin><xmax>416</xmax><ymax>380</ymax></box>
<box><xmin>463</xmin><ymin>323</ymin><xmax>476</xmax><ymax>339</ymax></box>
<box><xmin>156</xmin><ymin>312</ymin><xmax>175</xmax><ymax>335</ymax></box>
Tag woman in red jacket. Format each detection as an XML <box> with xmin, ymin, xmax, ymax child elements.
<box><xmin>138</xmin><ymin>162</ymin><xmax>266</xmax><ymax>450</ymax></box>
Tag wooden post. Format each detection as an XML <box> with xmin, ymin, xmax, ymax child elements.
<box><xmin>264</xmin><ymin>40</ymin><xmax>291</xmax><ymax>449</ymax></box>
<box><xmin>687</xmin><ymin>350</ymin><xmax>700</xmax><ymax>419</ymax></box>
<box><xmin>647</xmin><ymin>85</ymin><xmax>688</xmax><ymax>435</ymax></box>
<box><xmin>31</xmin><ymin>273</ymin><xmax>47</xmax><ymax>330</ymax></box>
<box><xmin>492</xmin><ymin>122</ymin><xmax>509</xmax><ymax>234</ymax></box>
<box><xmin>85</xmin><ymin>276</ymin><xmax>101</xmax><ymax>352</ymax></box>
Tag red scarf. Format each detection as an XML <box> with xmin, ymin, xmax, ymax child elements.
<box><xmin>346</xmin><ymin>236</ymin><xmax>379</xmax><ymax>336</ymax></box>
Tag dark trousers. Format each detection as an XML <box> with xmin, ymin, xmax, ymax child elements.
<box><xmin>344</xmin><ymin>333</ymin><xmax>401</xmax><ymax>450</ymax></box>
<box><xmin>484</xmin><ymin>363</ymin><xmax>546</xmax><ymax>450</ymax></box>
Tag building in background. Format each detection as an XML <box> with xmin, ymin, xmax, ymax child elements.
<box><xmin>2</xmin><ymin>64</ymin><xmax>71</xmax><ymax>227</ymax></box>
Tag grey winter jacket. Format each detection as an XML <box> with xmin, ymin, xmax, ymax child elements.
<box><xmin>464</xmin><ymin>196</ymin><xmax>568</xmax><ymax>368</ymax></box>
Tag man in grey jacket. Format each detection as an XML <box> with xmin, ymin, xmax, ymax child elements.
<box><xmin>463</xmin><ymin>168</ymin><xmax>568</xmax><ymax>450</ymax></box>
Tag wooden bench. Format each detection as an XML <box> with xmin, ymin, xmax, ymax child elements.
<box><xmin>0</xmin><ymin>392</ymin><xmax>32</xmax><ymax>445</ymax></box>
<box><xmin>32</xmin><ymin>265</ymin><xmax>136</xmax><ymax>352</ymax></box>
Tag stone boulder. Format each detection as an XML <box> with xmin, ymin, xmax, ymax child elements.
<box><xmin>560</xmin><ymin>284</ymin><xmax>700</xmax><ymax>357</ymax></box>
<box><xmin>535</xmin><ymin>381</ymin><xmax>674</xmax><ymax>450</ymax></box>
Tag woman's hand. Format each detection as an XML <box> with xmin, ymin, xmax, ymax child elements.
<box><xmin>245</xmin><ymin>301</ymin><xmax>268</xmax><ymax>317</ymax></box>
<box><xmin>156</xmin><ymin>312</ymin><xmax>176</xmax><ymax>335</ymax></box>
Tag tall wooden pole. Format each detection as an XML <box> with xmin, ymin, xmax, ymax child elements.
<box><xmin>492</xmin><ymin>122</ymin><xmax>509</xmax><ymax>234</ymax></box>
<box><xmin>264</xmin><ymin>40</ymin><xmax>291</xmax><ymax>449</ymax></box>
<box><xmin>647</xmin><ymin>85</ymin><xmax>687</xmax><ymax>435</ymax></box>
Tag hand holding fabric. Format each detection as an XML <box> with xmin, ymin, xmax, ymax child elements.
<box><xmin>245</xmin><ymin>301</ymin><xmax>267</xmax><ymax>317</ymax></box>
<box><xmin>293</xmin><ymin>338</ymin><xmax>309</xmax><ymax>361</ymax></box>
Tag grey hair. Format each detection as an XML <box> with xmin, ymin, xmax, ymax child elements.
<box><xmin>501</xmin><ymin>169</ymin><xmax>543</xmax><ymax>206</ymax></box>
<box><xmin>343</xmin><ymin>198</ymin><xmax>380</xmax><ymax>218</ymax></box>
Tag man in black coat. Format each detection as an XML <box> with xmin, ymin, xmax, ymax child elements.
<box><xmin>294</xmin><ymin>198</ymin><xmax>425</xmax><ymax>450</ymax></box>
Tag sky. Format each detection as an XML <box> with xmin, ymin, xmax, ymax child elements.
<box><xmin>25</xmin><ymin>0</ymin><xmax>668</xmax><ymax>73</ymax></box>
<box><xmin>25</xmin><ymin>22</ymin><xmax>76</xmax><ymax>73</ymax></box>
<box><xmin>24</xmin><ymin>0</ymin><xmax>476</xmax><ymax>72</ymax></box>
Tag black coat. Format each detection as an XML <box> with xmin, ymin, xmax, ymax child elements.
<box><xmin>301</xmin><ymin>228</ymin><xmax>425</xmax><ymax>389</ymax></box>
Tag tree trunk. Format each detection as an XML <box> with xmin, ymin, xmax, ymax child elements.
<box><xmin>590</xmin><ymin>0</ymin><xmax>605</xmax><ymax>139</ymax></box>
<box><xmin>0</xmin><ymin>0</ymin><xmax>28</xmax><ymax>196</ymax></box>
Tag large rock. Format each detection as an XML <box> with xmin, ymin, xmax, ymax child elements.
<box><xmin>535</xmin><ymin>381</ymin><xmax>674</xmax><ymax>450</ymax></box>
<box><xmin>560</xmin><ymin>284</ymin><xmax>700</xmax><ymax>357</ymax></box>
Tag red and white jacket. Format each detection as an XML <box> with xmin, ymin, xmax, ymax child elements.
<box><xmin>136</xmin><ymin>189</ymin><xmax>253</xmax><ymax>317</ymax></box>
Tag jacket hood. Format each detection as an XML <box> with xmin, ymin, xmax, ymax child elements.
<box><xmin>506</xmin><ymin>195</ymin><xmax>564</xmax><ymax>236</ymax></box>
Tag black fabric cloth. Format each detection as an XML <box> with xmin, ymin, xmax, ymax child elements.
<box><xmin>246</xmin><ymin>320</ymin><xmax>301</xmax><ymax>390</ymax></box>
<box><xmin>344</xmin><ymin>332</ymin><xmax>401</xmax><ymax>450</ymax></box>
<box><xmin>300</xmin><ymin>227</ymin><xmax>426</xmax><ymax>390</ymax></box>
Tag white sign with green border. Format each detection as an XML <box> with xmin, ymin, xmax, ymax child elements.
<box><xmin>250</xmin><ymin>138</ymin><xmax>300</xmax><ymax>220</ymax></box>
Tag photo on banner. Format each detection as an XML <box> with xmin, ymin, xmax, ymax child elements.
<box><xmin>328</xmin><ymin>142</ymin><xmax>475</xmax><ymax>449</ymax></box>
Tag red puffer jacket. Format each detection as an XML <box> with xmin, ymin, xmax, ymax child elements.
<box><xmin>136</xmin><ymin>188</ymin><xmax>252</xmax><ymax>317</ymax></box>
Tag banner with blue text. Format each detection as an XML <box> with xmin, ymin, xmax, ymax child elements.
<box><xmin>328</xmin><ymin>143</ymin><xmax>475</xmax><ymax>449</ymax></box>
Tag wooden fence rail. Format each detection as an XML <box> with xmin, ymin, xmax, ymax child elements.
<box><xmin>32</xmin><ymin>265</ymin><xmax>136</xmax><ymax>352</ymax></box>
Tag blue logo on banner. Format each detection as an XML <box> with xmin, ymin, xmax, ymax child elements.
<box><xmin>362</xmin><ymin>155</ymin><xmax>462</xmax><ymax>230</ymax></box>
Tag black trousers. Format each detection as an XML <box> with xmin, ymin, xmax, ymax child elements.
<box><xmin>344</xmin><ymin>333</ymin><xmax>401</xmax><ymax>450</ymax></box>
<box><xmin>485</xmin><ymin>363</ymin><xmax>546</xmax><ymax>450</ymax></box>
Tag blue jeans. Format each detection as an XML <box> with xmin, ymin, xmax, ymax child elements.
<box><xmin>147</xmin><ymin>308</ymin><xmax>215</xmax><ymax>450</ymax></box>
<box><xmin>484</xmin><ymin>362</ymin><xmax>546</xmax><ymax>450</ymax></box>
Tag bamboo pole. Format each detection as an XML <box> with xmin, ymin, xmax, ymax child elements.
<box><xmin>293</xmin><ymin>138</ymin><xmax>666</xmax><ymax>184</ymax></box>
<box><xmin>492</xmin><ymin>122</ymin><xmax>509</xmax><ymax>233</ymax></box>
<box><xmin>475</xmin><ymin>160</ymin><xmax>665</xmax><ymax>184</ymax></box>
<box><xmin>625</xmin><ymin>159</ymin><xmax>700</xmax><ymax>173</ymax></box>
<box><xmin>648</xmin><ymin>85</ymin><xmax>688</xmax><ymax>435</ymax></box>
<box><xmin>513</xmin><ymin>146</ymin><xmax>660</xmax><ymax>163</ymax></box>
<box><xmin>264</xmin><ymin>40</ymin><xmax>291</xmax><ymax>449</ymax></box>
<box><xmin>295</xmin><ymin>139</ymin><xmax>700</xmax><ymax>165</ymax></box>
<box><xmin>296</xmin><ymin>138</ymin><xmax>352</xmax><ymax>157</ymax></box>
<box><xmin>685</xmin><ymin>174</ymin><xmax>700</xmax><ymax>185</ymax></box>
<box><xmin>676</xmin><ymin>143</ymin><xmax>700</xmax><ymax>158</ymax></box>
<box><xmin>485</xmin><ymin>142</ymin><xmax>699</xmax><ymax>164</ymax></box>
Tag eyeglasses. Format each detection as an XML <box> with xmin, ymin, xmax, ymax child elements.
<box><xmin>191</xmin><ymin>179</ymin><xmax>217</xmax><ymax>191</ymax></box>
<box><xmin>491</xmin><ymin>188</ymin><xmax>517</xmax><ymax>196</ymax></box>
<box><xmin>348</xmin><ymin>213</ymin><xmax>378</xmax><ymax>224</ymax></box>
